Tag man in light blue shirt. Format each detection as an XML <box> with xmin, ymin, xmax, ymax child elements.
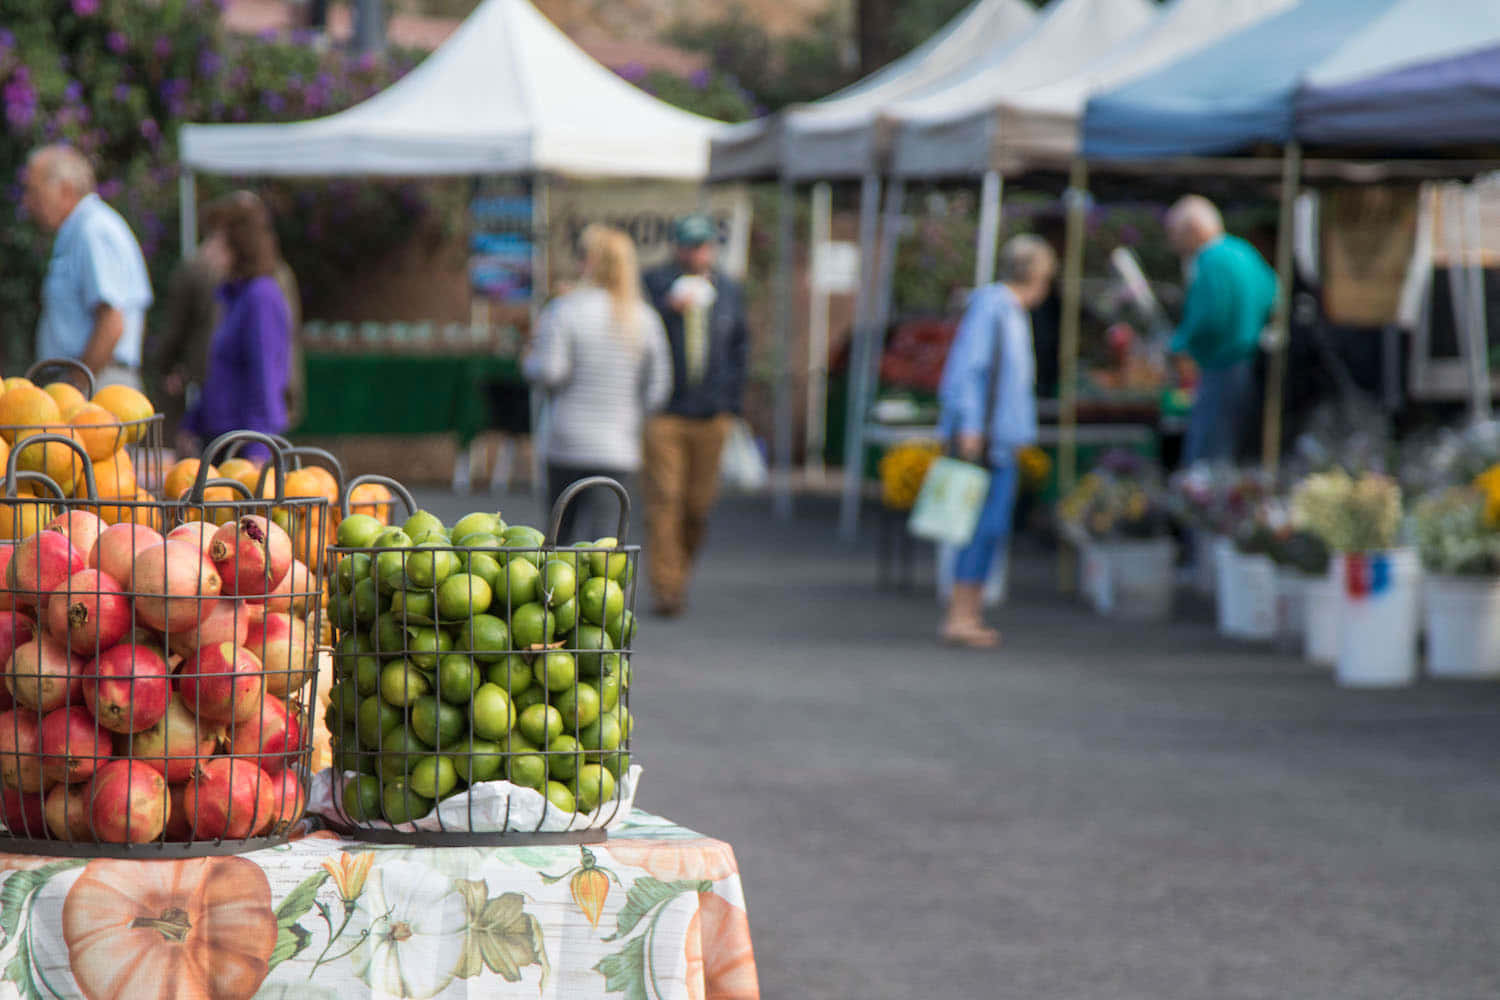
<box><xmin>936</xmin><ymin>234</ymin><xmax>1055</xmax><ymax>648</ymax></box>
<box><xmin>24</xmin><ymin>145</ymin><xmax>152</xmax><ymax>388</ymax></box>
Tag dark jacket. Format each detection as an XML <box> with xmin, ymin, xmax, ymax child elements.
<box><xmin>643</xmin><ymin>264</ymin><xmax>748</xmax><ymax>418</ymax></box>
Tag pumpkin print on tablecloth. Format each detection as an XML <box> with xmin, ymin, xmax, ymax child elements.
<box><xmin>61</xmin><ymin>856</ymin><xmax>277</xmax><ymax>1000</ymax></box>
<box><xmin>684</xmin><ymin>891</ymin><xmax>759</xmax><ymax>1000</ymax></box>
<box><xmin>605</xmin><ymin>838</ymin><xmax>740</xmax><ymax>883</ymax></box>
<box><xmin>349</xmin><ymin>860</ymin><xmax>470</xmax><ymax>999</ymax></box>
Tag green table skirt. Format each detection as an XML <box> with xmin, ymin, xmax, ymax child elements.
<box><xmin>293</xmin><ymin>353</ymin><xmax>524</xmax><ymax>444</ymax></box>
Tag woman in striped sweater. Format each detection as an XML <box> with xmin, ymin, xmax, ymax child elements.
<box><xmin>525</xmin><ymin>226</ymin><xmax>673</xmax><ymax>542</ymax></box>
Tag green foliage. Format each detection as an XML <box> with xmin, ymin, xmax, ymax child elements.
<box><xmin>632</xmin><ymin>68</ymin><xmax>756</xmax><ymax>124</ymax></box>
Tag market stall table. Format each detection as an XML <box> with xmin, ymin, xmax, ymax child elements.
<box><xmin>0</xmin><ymin>810</ymin><xmax>759</xmax><ymax>1000</ymax></box>
<box><xmin>295</xmin><ymin>353</ymin><xmax>523</xmax><ymax>443</ymax></box>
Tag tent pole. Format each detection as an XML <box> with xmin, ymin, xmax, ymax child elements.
<box><xmin>839</xmin><ymin>172</ymin><xmax>883</xmax><ymax>541</ymax></box>
<box><xmin>1260</xmin><ymin>141</ymin><xmax>1300</xmax><ymax>478</ymax></box>
<box><xmin>806</xmin><ymin>181</ymin><xmax>833</xmax><ymax>478</ymax></box>
<box><xmin>772</xmin><ymin>176</ymin><xmax>796</xmax><ymax>519</ymax></box>
<box><xmin>975</xmin><ymin>169</ymin><xmax>1004</xmax><ymax>288</ymax></box>
<box><xmin>179</xmin><ymin>171</ymin><xmax>197</xmax><ymax>259</ymax></box>
<box><xmin>1057</xmin><ymin>160</ymin><xmax>1088</xmax><ymax>592</ymax></box>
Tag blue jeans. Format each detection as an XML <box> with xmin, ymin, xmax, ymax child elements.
<box><xmin>1185</xmin><ymin>359</ymin><xmax>1256</xmax><ymax>466</ymax></box>
<box><xmin>954</xmin><ymin>463</ymin><xmax>1018</xmax><ymax>583</ymax></box>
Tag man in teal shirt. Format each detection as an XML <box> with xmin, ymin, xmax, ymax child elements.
<box><xmin>1166</xmin><ymin>195</ymin><xmax>1276</xmax><ymax>465</ymax></box>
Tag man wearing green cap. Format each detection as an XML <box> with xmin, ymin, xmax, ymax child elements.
<box><xmin>641</xmin><ymin>214</ymin><xmax>749</xmax><ymax>616</ymax></box>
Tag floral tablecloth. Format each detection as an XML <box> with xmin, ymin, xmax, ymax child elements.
<box><xmin>0</xmin><ymin>811</ymin><xmax>759</xmax><ymax>1000</ymax></box>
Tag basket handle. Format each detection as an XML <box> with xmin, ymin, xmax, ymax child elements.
<box><xmin>8</xmin><ymin>471</ymin><xmax>67</xmax><ymax>501</ymax></box>
<box><xmin>546</xmin><ymin>476</ymin><xmax>630</xmax><ymax>546</ymax></box>
<box><xmin>221</xmin><ymin>433</ymin><xmax>293</xmax><ymax>462</ymax></box>
<box><xmin>203</xmin><ymin>477</ymin><xmax>256</xmax><ymax>500</ymax></box>
<box><xmin>4</xmin><ymin>433</ymin><xmax>97</xmax><ymax>501</ymax></box>
<box><xmin>194</xmin><ymin>432</ymin><xmax>288</xmax><ymax>503</ymax></box>
<box><xmin>24</xmin><ymin>357</ymin><xmax>95</xmax><ymax>397</ymax></box>
<box><xmin>339</xmin><ymin>474</ymin><xmax>417</xmax><ymax>520</ymax></box>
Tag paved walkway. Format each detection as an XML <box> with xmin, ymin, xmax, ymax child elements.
<box><xmin>419</xmin><ymin>489</ymin><xmax>1500</xmax><ymax>999</ymax></box>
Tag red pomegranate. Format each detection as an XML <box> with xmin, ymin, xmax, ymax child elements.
<box><xmin>88</xmin><ymin>523</ymin><xmax>163</xmax><ymax>588</ymax></box>
<box><xmin>45</xmin><ymin>569</ymin><xmax>130</xmax><ymax>655</ymax></box>
<box><xmin>166</xmin><ymin>599</ymin><xmax>249</xmax><ymax>659</ymax></box>
<box><xmin>0</xmin><ymin>610</ymin><xmax>37</xmax><ymax>677</ymax></box>
<box><xmin>180</xmin><ymin>757</ymin><xmax>275</xmax><ymax>839</ymax></box>
<box><xmin>266</xmin><ymin>768</ymin><xmax>307</xmax><ymax>833</ymax></box>
<box><xmin>45</xmin><ymin>511</ymin><xmax>104</xmax><ymax>565</ymax></box>
<box><xmin>43</xmin><ymin>782</ymin><xmax>91</xmax><ymax>840</ymax></box>
<box><xmin>246</xmin><ymin>613</ymin><xmax>314</xmax><ymax>697</ymax></box>
<box><xmin>6</xmin><ymin>532</ymin><xmax>85</xmax><ymax>607</ymax></box>
<box><xmin>177</xmin><ymin>643</ymin><xmax>265</xmax><ymax>724</ymax></box>
<box><xmin>38</xmin><ymin>705</ymin><xmax>109</xmax><ymax>785</ymax></box>
<box><xmin>210</xmin><ymin>516</ymin><xmax>293</xmax><ymax>597</ymax></box>
<box><xmin>263</xmin><ymin>559</ymin><xmax>314</xmax><ymax>617</ymax></box>
<box><xmin>166</xmin><ymin>521</ymin><xmax>216</xmax><ymax>556</ymax></box>
<box><xmin>83</xmin><ymin>644</ymin><xmax>171</xmax><ymax>734</ymax></box>
<box><xmin>117</xmin><ymin>694</ymin><xmax>217</xmax><ymax>784</ymax></box>
<box><xmin>227</xmin><ymin>694</ymin><xmax>302</xmax><ymax>774</ymax></box>
<box><xmin>6</xmin><ymin>637</ymin><xmax>83</xmax><ymax>712</ymax></box>
<box><xmin>0</xmin><ymin>710</ymin><xmax>43</xmax><ymax>792</ymax></box>
<box><xmin>88</xmin><ymin>759</ymin><xmax>168</xmax><ymax>843</ymax></box>
<box><xmin>131</xmin><ymin>541</ymin><xmax>222</xmax><ymax>634</ymax></box>
<box><xmin>1</xmin><ymin>785</ymin><xmax>46</xmax><ymax>837</ymax></box>
<box><xmin>0</xmin><ymin>544</ymin><xmax>14</xmax><ymax>611</ymax></box>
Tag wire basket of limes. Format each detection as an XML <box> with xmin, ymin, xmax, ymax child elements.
<box><xmin>315</xmin><ymin>475</ymin><xmax>638</xmax><ymax>845</ymax></box>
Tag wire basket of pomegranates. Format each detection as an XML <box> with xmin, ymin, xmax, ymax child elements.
<box><xmin>0</xmin><ymin>431</ymin><xmax>327</xmax><ymax>857</ymax></box>
<box><xmin>313</xmin><ymin>475</ymin><xmax>639</xmax><ymax>846</ymax></box>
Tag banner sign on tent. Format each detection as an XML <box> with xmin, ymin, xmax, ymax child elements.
<box><xmin>469</xmin><ymin>177</ymin><xmax>534</xmax><ymax>304</ymax></box>
<box><xmin>545</xmin><ymin>178</ymin><xmax>752</xmax><ymax>284</ymax></box>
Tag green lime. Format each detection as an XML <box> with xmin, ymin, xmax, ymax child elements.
<box><xmin>486</xmin><ymin>654</ymin><xmax>533</xmax><ymax>697</ymax></box>
<box><xmin>587</xmin><ymin>538</ymin><xmax>627</xmax><ymax>581</ymax></box>
<box><xmin>579</xmin><ymin>712</ymin><xmax>622</xmax><ymax>758</ymax></box>
<box><xmin>402</xmin><ymin>510</ymin><xmax>447</xmax><ymax>541</ymax></box>
<box><xmin>336</xmin><ymin>631</ymin><xmax>374</xmax><ymax>661</ymax></box>
<box><xmin>595</xmin><ymin>670</ymin><xmax>620</xmax><ymax>712</ymax></box>
<box><xmin>502</xmin><ymin>727</ymin><xmax>538</xmax><ymax>753</ymax></box>
<box><xmin>332</xmin><ymin>736</ymin><xmax>375</xmax><ymax>776</ymax></box>
<box><xmin>545</xmin><ymin>780</ymin><xmax>576</xmax><ymax>813</ymax></box>
<box><xmin>409</xmin><ymin>696</ymin><xmax>467</xmax><ymax>748</ymax></box>
<box><xmin>326</xmin><ymin>588</ymin><xmax>356</xmax><ymax>632</ymax></box>
<box><xmin>499</xmin><ymin>558</ymin><xmax>541</xmax><ymax>607</ymax></box>
<box><xmin>435</xmin><ymin>653</ymin><xmax>481</xmax><ymax>704</ymax></box>
<box><xmin>352</xmin><ymin>577</ymin><xmax>381</xmax><ymax>626</ymax></box>
<box><xmin>451</xmin><ymin>511</ymin><xmax>500</xmax><ymax>541</ymax></box>
<box><xmin>336</xmin><ymin>552</ymin><xmax>372</xmax><ymax>594</ymax></box>
<box><xmin>388</xmin><ymin>587</ymin><xmax>436</xmax><ymax>625</ymax></box>
<box><xmin>512</xmin><ymin>685</ymin><xmax>547</xmax><ymax>713</ymax></box>
<box><xmin>570</xmin><ymin>763</ymin><xmax>616</xmax><ymax>813</ymax></box>
<box><xmin>337</xmin><ymin>514</ymin><xmax>385</xmax><ymax>549</ymax></box>
<box><xmin>510</xmin><ymin>603</ymin><xmax>555</xmax><ymax>650</ymax></box>
<box><xmin>381</xmin><ymin>779</ymin><xmax>433</xmax><ymax>824</ymax></box>
<box><xmin>541</xmin><ymin>559</ymin><xmax>577</xmax><ymax>606</ymax></box>
<box><xmin>471</xmin><ymin>682</ymin><xmax>515</xmax><ymax>740</ymax></box>
<box><xmin>374</xmin><ymin>613</ymin><xmax>407</xmax><ymax>657</ymax></box>
<box><xmin>532</xmin><ymin>651</ymin><xmax>576</xmax><ymax>693</ymax></box>
<box><xmin>518</xmin><ymin>703</ymin><xmax>563</xmax><ymax>746</ymax></box>
<box><xmin>605</xmin><ymin>609</ymin><xmax>636</xmax><ymax>649</ymax></box>
<box><xmin>327</xmin><ymin>681</ymin><xmax>362</xmax><ymax>730</ymax></box>
<box><xmin>507</xmin><ymin>753</ymin><xmax>547</xmax><ymax>791</ymax></box>
<box><xmin>453</xmin><ymin>614</ymin><xmax>509</xmax><ymax>663</ymax></box>
<box><xmin>617</xmin><ymin>706</ymin><xmax>633</xmax><ymax>739</ymax></box>
<box><xmin>405</xmin><ymin>541</ymin><xmax>457</xmax><ymax>589</ymax></box>
<box><xmin>374</xmin><ymin>549</ymin><xmax>408</xmax><ymax>594</ymax></box>
<box><xmin>357</xmin><ymin>696</ymin><xmax>403</xmax><ymax>748</ymax></box>
<box><xmin>375</xmin><ymin>727</ymin><xmax>436</xmax><ymax>780</ymax></box>
<box><xmin>406</xmin><ymin>626</ymin><xmax>453</xmax><ymax>670</ymax></box>
<box><xmin>579</xmin><ymin>577</ymin><xmax>624</xmax><ymax>627</ymax></box>
<box><xmin>437</xmin><ymin>572</ymin><xmax>492</xmax><ymax>620</ymax></box>
<box><xmin>457</xmin><ymin>532</ymin><xmax>502</xmax><ymax>551</ymax></box>
<box><xmin>380</xmin><ymin>659</ymin><xmax>431</xmax><ymax>707</ymax></box>
<box><xmin>453</xmin><ymin>736</ymin><xmax>505</xmax><ymax>783</ymax></box>
<box><xmin>409</xmin><ymin>755</ymin><xmax>458</xmax><ymax>800</ymax></box>
<box><xmin>552</xmin><ymin>598</ymin><xmax>578</xmax><ymax>635</ymax></box>
<box><xmin>501</xmin><ymin>525</ymin><xmax>546</xmax><ymax>565</ymax></box>
<box><xmin>341</xmin><ymin>774</ymin><xmax>382</xmax><ymax>821</ymax></box>
<box><xmin>554</xmin><ymin>682</ymin><xmax>600</xmax><ymax>730</ymax></box>
<box><xmin>601</xmin><ymin>750</ymin><xmax>631</xmax><ymax>782</ymax></box>
<box><xmin>545</xmin><ymin>733</ymin><xmax>583</xmax><ymax>781</ymax></box>
<box><xmin>464</xmin><ymin>551</ymin><xmax>503</xmax><ymax>591</ymax></box>
<box><xmin>375</xmin><ymin>527</ymin><xmax>413</xmax><ymax>549</ymax></box>
<box><xmin>572</xmin><ymin>625</ymin><xmax>614</xmax><ymax>676</ymax></box>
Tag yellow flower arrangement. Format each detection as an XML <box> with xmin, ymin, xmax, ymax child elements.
<box><xmin>1017</xmin><ymin>446</ymin><xmax>1051</xmax><ymax>492</ymax></box>
<box><xmin>1473</xmin><ymin>464</ymin><xmax>1500</xmax><ymax>528</ymax></box>
<box><xmin>878</xmin><ymin>440</ymin><xmax>942</xmax><ymax>510</ymax></box>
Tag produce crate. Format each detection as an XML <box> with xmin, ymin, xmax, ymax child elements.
<box><xmin>0</xmin><ymin>432</ymin><xmax>327</xmax><ymax>857</ymax></box>
<box><xmin>321</xmin><ymin>475</ymin><xmax>637</xmax><ymax>846</ymax></box>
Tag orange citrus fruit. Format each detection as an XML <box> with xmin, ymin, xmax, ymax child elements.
<box><xmin>67</xmin><ymin>403</ymin><xmax>126</xmax><ymax>461</ymax></box>
<box><xmin>14</xmin><ymin>430</ymin><xmax>84</xmax><ymax>494</ymax></box>
<box><xmin>0</xmin><ymin>385</ymin><xmax>62</xmax><ymax>444</ymax></box>
<box><xmin>163</xmin><ymin>459</ymin><xmax>216</xmax><ymax>504</ymax></box>
<box><xmin>89</xmin><ymin>449</ymin><xmax>137</xmax><ymax>500</ymax></box>
<box><xmin>91</xmin><ymin>385</ymin><xmax>154</xmax><ymax>443</ymax></box>
<box><xmin>42</xmin><ymin>382</ymin><xmax>87</xmax><ymax>414</ymax></box>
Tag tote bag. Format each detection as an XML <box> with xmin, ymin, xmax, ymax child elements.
<box><xmin>908</xmin><ymin>457</ymin><xmax>991</xmax><ymax>546</ymax></box>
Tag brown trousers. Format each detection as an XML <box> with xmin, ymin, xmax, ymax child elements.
<box><xmin>642</xmin><ymin>413</ymin><xmax>731</xmax><ymax>605</ymax></box>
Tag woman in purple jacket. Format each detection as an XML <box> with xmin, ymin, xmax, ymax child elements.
<box><xmin>182</xmin><ymin>191</ymin><xmax>291</xmax><ymax>462</ymax></box>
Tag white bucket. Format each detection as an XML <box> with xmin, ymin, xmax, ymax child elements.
<box><xmin>1192</xmin><ymin>531</ymin><xmax>1221</xmax><ymax>596</ymax></box>
<box><xmin>1237</xmin><ymin>554</ymin><xmax>1279</xmax><ymax>640</ymax></box>
<box><xmin>1275</xmin><ymin>568</ymin><xmax>1308</xmax><ymax>641</ymax></box>
<box><xmin>1081</xmin><ymin>542</ymin><xmax>1113</xmax><ymax>615</ymax></box>
<box><xmin>1304</xmin><ymin>576</ymin><xmax>1340</xmax><ymax>666</ymax></box>
<box><xmin>1102</xmin><ymin>539</ymin><xmax>1176</xmax><ymax>622</ymax></box>
<box><xmin>1334</xmin><ymin>549</ymin><xmax>1422</xmax><ymax>688</ymax></box>
<box><xmin>1214</xmin><ymin>538</ymin><xmax>1240</xmax><ymax>635</ymax></box>
<box><xmin>1423</xmin><ymin>574</ymin><xmax>1500</xmax><ymax>679</ymax></box>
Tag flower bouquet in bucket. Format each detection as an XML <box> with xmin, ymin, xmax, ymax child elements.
<box><xmin>1414</xmin><ymin>479</ymin><xmax>1500</xmax><ymax>679</ymax></box>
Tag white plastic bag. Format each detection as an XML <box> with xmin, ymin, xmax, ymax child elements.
<box><xmin>719</xmin><ymin>417</ymin><xmax>768</xmax><ymax>492</ymax></box>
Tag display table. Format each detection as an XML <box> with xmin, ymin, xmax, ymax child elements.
<box><xmin>0</xmin><ymin>810</ymin><xmax>759</xmax><ymax>1000</ymax></box>
<box><xmin>295</xmin><ymin>353</ymin><xmax>524</xmax><ymax>445</ymax></box>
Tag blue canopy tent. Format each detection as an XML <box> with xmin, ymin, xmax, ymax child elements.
<box><xmin>1075</xmin><ymin>0</ymin><xmax>1500</xmax><ymax>479</ymax></box>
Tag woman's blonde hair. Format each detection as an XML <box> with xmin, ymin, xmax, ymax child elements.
<box><xmin>581</xmin><ymin>225</ymin><xmax>643</xmax><ymax>344</ymax></box>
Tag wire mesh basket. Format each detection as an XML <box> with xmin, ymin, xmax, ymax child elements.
<box><xmin>4</xmin><ymin>358</ymin><xmax>167</xmax><ymax>511</ymax></box>
<box><xmin>0</xmin><ymin>431</ymin><xmax>327</xmax><ymax>857</ymax></box>
<box><xmin>321</xmin><ymin>475</ymin><xmax>638</xmax><ymax>845</ymax></box>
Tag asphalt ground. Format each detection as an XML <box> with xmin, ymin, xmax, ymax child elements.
<box><xmin>417</xmin><ymin>487</ymin><xmax>1500</xmax><ymax>1000</ymax></box>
